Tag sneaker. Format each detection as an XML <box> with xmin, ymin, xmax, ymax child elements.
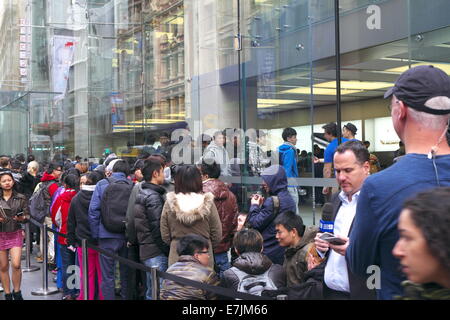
<box><xmin>0</xmin><ymin>285</ymin><xmax>3</xmax><ymax>293</ymax></box>
<box><xmin>35</xmin><ymin>256</ymin><xmax>44</xmax><ymax>263</ymax></box>
<box><xmin>62</xmin><ymin>295</ymin><xmax>76</xmax><ymax>300</ymax></box>
<box><xmin>51</xmin><ymin>268</ymin><xmax>59</xmax><ymax>275</ymax></box>
<box><xmin>4</xmin><ymin>293</ymin><xmax>13</xmax><ymax>301</ymax></box>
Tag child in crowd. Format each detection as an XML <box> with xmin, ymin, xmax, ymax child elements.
<box><xmin>221</xmin><ymin>229</ymin><xmax>286</xmax><ymax>296</ymax></box>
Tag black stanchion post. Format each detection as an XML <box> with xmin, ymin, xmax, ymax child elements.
<box><xmin>82</xmin><ymin>239</ymin><xmax>89</xmax><ymax>300</ymax></box>
<box><xmin>151</xmin><ymin>268</ymin><xmax>159</xmax><ymax>300</ymax></box>
<box><xmin>23</xmin><ymin>222</ymin><xmax>40</xmax><ymax>272</ymax></box>
<box><xmin>31</xmin><ymin>223</ymin><xmax>59</xmax><ymax>296</ymax></box>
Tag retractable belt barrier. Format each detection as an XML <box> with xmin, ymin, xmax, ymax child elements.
<box><xmin>29</xmin><ymin>217</ymin><xmax>273</xmax><ymax>301</ymax></box>
<box><xmin>28</xmin><ymin>218</ymin><xmax>59</xmax><ymax>296</ymax></box>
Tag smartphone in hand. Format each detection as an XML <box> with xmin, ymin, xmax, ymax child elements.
<box><xmin>319</xmin><ymin>232</ymin><xmax>347</xmax><ymax>245</ymax></box>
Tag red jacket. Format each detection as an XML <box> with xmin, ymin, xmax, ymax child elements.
<box><xmin>51</xmin><ymin>189</ymin><xmax>77</xmax><ymax>246</ymax></box>
<box><xmin>40</xmin><ymin>172</ymin><xmax>59</xmax><ymax>199</ymax></box>
<box><xmin>202</xmin><ymin>179</ymin><xmax>238</xmax><ymax>254</ymax></box>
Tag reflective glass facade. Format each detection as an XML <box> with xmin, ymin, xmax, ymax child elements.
<box><xmin>1</xmin><ymin>0</ymin><xmax>450</xmax><ymax>222</ymax></box>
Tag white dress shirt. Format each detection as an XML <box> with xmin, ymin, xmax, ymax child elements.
<box><xmin>323</xmin><ymin>191</ymin><xmax>360</xmax><ymax>293</ymax></box>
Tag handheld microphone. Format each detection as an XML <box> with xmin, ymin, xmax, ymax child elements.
<box><xmin>319</xmin><ymin>203</ymin><xmax>334</xmax><ymax>233</ymax></box>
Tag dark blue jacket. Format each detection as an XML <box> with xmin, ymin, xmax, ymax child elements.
<box><xmin>347</xmin><ymin>154</ymin><xmax>450</xmax><ymax>300</ymax></box>
<box><xmin>88</xmin><ymin>172</ymin><xmax>129</xmax><ymax>240</ymax></box>
<box><xmin>248</xmin><ymin>165</ymin><xmax>296</xmax><ymax>265</ymax></box>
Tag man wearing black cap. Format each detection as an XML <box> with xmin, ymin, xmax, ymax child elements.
<box><xmin>342</xmin><ymin>123</ymin><xmax>358</xmax><ymax>141</ymax></box>
<box><xmin>347</xmin><ymin>65</ymin><xmax>450</xmax><ymax>300</ymax></box>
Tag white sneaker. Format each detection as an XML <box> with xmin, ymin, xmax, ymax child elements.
<box><xmin>0</xmin><ymin>286</ymin><xmax>3</xmax><ymax>293</ymax></box>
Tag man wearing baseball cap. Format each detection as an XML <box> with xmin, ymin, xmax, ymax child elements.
<box><xmin>347</xmin><ymin>65</ymin><xmax>450</xmax><ymax>300</ymax></box>
<box><xmin>342</xmin><ymin>123</ymin><xmax>358</xmax><ymax>141</ymax></box>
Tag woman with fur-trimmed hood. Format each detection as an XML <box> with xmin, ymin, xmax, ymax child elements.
<box><xmin>160</xmin><ymin>165</ymin><xmax>222</xmax><ymax>269</ymax></box>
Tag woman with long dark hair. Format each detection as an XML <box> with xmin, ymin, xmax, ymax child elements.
<box><xmin>160</xmin><ymin>165</ymin><xmax>222</xmax><ymax>269</ymax></box>
<box><xmin>0</xmin><ymin>170</ymin><xmax>30</xmax><ymax>300</ymax></box>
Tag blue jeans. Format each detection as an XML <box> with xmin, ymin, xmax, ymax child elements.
<box><xmin>60</xmin><ymin>245</ymin><xmax>79</xmax><ymax>297</ymax></box>
<box><xmin>214</xmin><ymin>252</ymin><xmax>231</xmax><ymax>279</ymax></box>
<box><xmin>143</xmin><ymin>255</ymin><xmax>168</xmax><ymax>300</ymax></box>
<box><xmin>98</xmin><ymin>238</ymin><xmax>129</xmax><ymax>300</ymax></box>
<box><xmin>55</xmin><ymin>242</ymin><xmax>63</xmax><ymax>289</ymax></box>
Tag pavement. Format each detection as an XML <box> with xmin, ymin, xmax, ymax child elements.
<box><xmin>0</xmin><ymin>247</ymin><xmax>63</xmax><ymax>301</ymax></box>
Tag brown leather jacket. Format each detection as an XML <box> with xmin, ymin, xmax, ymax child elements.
<box><xmin>0</xmin><ymin>190</ymin><xmax>30</xmax><ymax>233</ymax></box>
<box><xmin>202</xmin><ymin>179</ymin><xmax>238</xmax><ymax>254</ymax></box>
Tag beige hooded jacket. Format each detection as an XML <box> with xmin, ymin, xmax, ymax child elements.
<box><xmin>160</xmin><ymin>192</ymin><xmax>222</xmax><ymax>269</ymax></box>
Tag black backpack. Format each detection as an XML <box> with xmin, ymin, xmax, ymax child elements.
<box><xmin>100</xmin><ymin>178</ymin><xmax>134</xmax><ymax>234</ymax></box>
<box><xmin>29</xmin><ymin>181</ymin><xmax>56</xmax><ymax>223</ymax></box>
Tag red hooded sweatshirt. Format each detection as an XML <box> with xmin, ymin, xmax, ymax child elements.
<box><xmin>51</xmin><ymin>189</ymin><xmax>77</xmax><ymax>245</ymax></box>
<box><xmin>40</xmin><ymin>172</ymin><xmax>59</xmax><ymax>199</ymax></box>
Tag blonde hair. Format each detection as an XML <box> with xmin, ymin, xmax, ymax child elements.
<box><xmin>75</xmin><ymin>162</ymin><xmax>89</xmax><ymax>174</ymax></box>
<box><xmin>27</xmin><ymin>161</ymin><xmax>39</xmax><ymax>174</ymax></box>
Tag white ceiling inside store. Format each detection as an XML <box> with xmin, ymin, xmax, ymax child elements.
<box><xmin>257</xmin><ymin>26</ymin><xmax>450</xmax><ymax>113</ymax></box>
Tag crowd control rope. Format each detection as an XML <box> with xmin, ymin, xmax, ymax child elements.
<box><xmin>29</xmin><ymin>217</ymin><xmax>273</xmax><ymax>300</ymax></box>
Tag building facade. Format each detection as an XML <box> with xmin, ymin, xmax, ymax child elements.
<box><xmin>1</xmin><ymin>0</ymin><xmax>450</xmax><ymax>217</ymax></box>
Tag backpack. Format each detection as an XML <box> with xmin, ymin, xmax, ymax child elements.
<box><xmin>231</xmin><ymin>267</ymin><xmax>278</xmax><ymax>297</ymax></box>
<box><xmin>100</xmin><ymin>177</ymin><xmax>134</xmax><ymax>233</ymax></box>
<box><xmin>29</xmin><ymin>181</ymin><xmax>56</xmax><ymax>223</ymax></box>
<box><xmin>272</xmin><ymin>196</ymin><xmax>279</xmax><ymax>216</ymax></box>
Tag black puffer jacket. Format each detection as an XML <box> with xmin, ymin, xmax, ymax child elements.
<box><xmin>135</xmin><ymin>182</ymin><xmax>169</xmax><ymax>261</ymax></box>
<box><xmin>0</xmin><ymin>190</ymin><xmax>30</xmax><ymax>233</ymax></box>
<box><xmin>67</xmin><ymin>189</ymin><xmax>95</xmax><ymax>247</ymax></box>
<box><xmin>221</xmin><ymin>252</ymin><xmax>286</xmax><ymax>292</ymax></box>
<box><xmin>18</xmin><ymin>172</ymin><xmax>41</xmax><ymax>199</ymax></box>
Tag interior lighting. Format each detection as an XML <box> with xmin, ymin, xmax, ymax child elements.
<box><xmin>257</xmin><ymin>98</ymin><xmax>304</xmax><ymax>108</ymax></box>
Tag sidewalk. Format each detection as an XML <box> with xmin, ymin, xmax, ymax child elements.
<box><xmin>0</xmin><ymin>247</ymin><xmax>63</xmax><ymax>301</ymax></box>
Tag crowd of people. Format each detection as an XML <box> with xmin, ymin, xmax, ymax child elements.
<box><xmin>0</xmin><ymin>65</ymin><xmax>449</xmax><ymax>301</ymax></box>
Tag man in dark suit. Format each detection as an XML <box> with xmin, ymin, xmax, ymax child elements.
<box><xmin>313</xmin><ymin>140</ymin><xmax>376</xmax><ymax>300</ymax></box>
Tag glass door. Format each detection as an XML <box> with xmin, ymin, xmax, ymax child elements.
<box><xmin>238</xmin><ymin>0</ymin><xmax>320</xmax><ymax>222</ymax></box>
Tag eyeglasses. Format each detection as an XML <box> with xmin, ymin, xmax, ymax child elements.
<box><xmin>387</xmin><ymin>100</ymin><xmax>401</xmax><ymax>112</ymax></box>
<box><xmin>196</xmin><ymin>250</ymin><xmax>210</xmax><ymax>255</ymax></box>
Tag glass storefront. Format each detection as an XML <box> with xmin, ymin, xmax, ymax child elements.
<box><xmin>1</xmin><ymin>0</ymin><xmax>450</xmax><ymax>223</ymax></box>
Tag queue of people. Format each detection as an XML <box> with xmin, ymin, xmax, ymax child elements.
<box><xmin>0</xmin><ymin>65</ymin><xmax>449</xmax><ymax>301</ymax></box>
